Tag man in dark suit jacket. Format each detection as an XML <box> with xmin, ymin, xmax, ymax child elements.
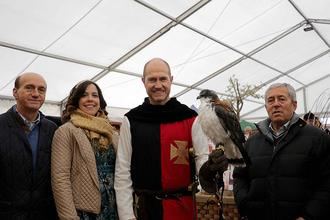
<box><xmin>0</xmin><ymin>72</ymin><xmax>58</xmax><ymax>220</ymax></box>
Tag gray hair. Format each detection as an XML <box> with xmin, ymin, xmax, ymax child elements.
<box><xmin>265</xmin><ymin>83</ymin><xmax>296</xmax><ymax>102</ymax></box>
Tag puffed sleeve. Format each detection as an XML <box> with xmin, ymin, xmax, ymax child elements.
<box><xmin>114</xmin><ymin>116</ymin><xmax>136</xmax><ymax>220</ymax></box>
<box><xmin>192</xmin><ymin>116</ymin><xmax>209</xmax><ymax>174</ymax></box>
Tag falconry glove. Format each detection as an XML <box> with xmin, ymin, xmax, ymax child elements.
<box><xmin>199</xmin><ymin>148</ymin><xmax>228</xmax><ymax>193</ymax></box>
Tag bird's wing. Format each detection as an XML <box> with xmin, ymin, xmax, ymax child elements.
<box><xmin>198</xmin><ymin>104</ymin><xmax>227</xmax><ymax>148</ymax></box>
<box><xmin>213</xmin><ymin>103</ymin><xmax>251</xmax><ymax>166</ymax></box>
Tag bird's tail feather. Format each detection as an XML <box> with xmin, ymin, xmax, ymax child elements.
<box><xmin>227</xmin><ymin>158</ymin><xmax>246</xmax><ymax>167</ymax></box>
<box><xmin>223</xmin><ymin>141</ymin><xmax>247</xmax><ymax>167</ymax></box>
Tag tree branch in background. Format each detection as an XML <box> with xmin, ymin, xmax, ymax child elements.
<box><xmin>225</xmin><ymin>75</ymin><xmax>263</xmax><ymax>119</ymax></box>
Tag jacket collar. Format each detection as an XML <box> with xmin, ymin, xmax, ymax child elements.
<box><xmin>256</xmin><ymin>113</ymin><xmax>301</xmax><ymax>140</ymax></box>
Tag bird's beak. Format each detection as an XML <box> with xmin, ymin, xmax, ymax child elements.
<box><xmin>196</xmin><ymin>95</ymin><xmax>201</xmax><ymax>100</ymax></box>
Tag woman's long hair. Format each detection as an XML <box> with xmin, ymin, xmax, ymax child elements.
<box><xmin>62</xmin><ymin>80</ymin><xmax>108</xmax><ymax>123</ymax></box>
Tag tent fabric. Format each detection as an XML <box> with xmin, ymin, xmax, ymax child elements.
<box><xmin>0</xmin><ymin>0</ymin><xmax>329</xmax><ymax>122</ymax></box>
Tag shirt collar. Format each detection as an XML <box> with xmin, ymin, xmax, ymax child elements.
<box><xmin>14</xmin><ymin>105</ymin><xmax>41</xmax><ymax>130</ymax></box>
<box><xmin>269</xmin><ymin>120</ymin><xmax>290</xmax><ymax>138</ymax></box>
<box><xmin>269</xmin><ymin>120</ymin><xmax>290</xmax><ymax>132</ymax></box>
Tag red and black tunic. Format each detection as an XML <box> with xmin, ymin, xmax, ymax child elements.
<box><xmin>126</xmin><ymin>98</ymin><xmax>198</xmax><ymax>220</ymax></box>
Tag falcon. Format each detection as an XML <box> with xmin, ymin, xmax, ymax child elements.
<box><xmin>197</xmin><ymin>89</ymin><xmax>250</xmax><ymax>166</ymax></box>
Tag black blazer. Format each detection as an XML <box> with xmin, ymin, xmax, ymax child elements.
<box><xmin>0</xmin><ymin>107</ymin><xmax>58</xmax><ymax>220</ymax></box>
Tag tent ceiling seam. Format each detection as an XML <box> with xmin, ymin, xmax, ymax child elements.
<box><xmin>139</xmin><ymin>3</ymin><xmax>308</xmax><ymax>97</ymax></box>
<box><xmin>289</xmin><ymin>0</ymin><xmax>330</xmax><ymax>48</ymax></box>
<box><xmin>61</xmin><ymin>0</ymin><xmax>212</xmax><ymax>105</ymax></box>
<box><xmin>90</xmin><ymin>0</ymin><xmax>212</xmax><ymax>83</ymax></box>
<box><xmin>173</xmin><ymin>21</ymin><xmax>309</xmax><ymax>98</ymax></box>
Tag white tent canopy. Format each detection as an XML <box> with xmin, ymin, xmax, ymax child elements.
<box><xmin>1</xmin><ymin>0</ymin><xmax>329</xmax><ymax>122</ymax></box>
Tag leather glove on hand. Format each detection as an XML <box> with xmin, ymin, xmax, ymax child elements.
<box><xmin>208</xmin><ymin>148</ymin><xmax>228</xmax><ymax>173</ymax></box>
<box><xmin>199</xmin><ymin>148</ymin><xmax>228</xmax><ymax>193</ymax></box>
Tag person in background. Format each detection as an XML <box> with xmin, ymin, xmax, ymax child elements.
<box><xmin>243</xmin><ymin>126</ymin><xmax>253</xmax><ymax>140</ymax></box>
<box><xmin>115</xmin><ymin>58</ymin><xmax>228</xmax><ymax>220</ymax></box>
<box><xmin>303</xmin><ymin>111</ymin><xmax>322</xmax><ymax>128</ymax></box>
<box><xmin>51</xmin><ymin>80</ymin><xmax>118</xmax><ymax>220</ymax></box>
<box><xmin>233</xmin><ymin>83</ymin><xmax>330</xmax><ymax>220</ymax></box>
<box><xmin>0</xmin><ymin>72</ymin><xmax>58</xmax><ymax>220</ymax></box>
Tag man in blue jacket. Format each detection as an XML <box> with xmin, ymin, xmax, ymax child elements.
<box><xmin>233</xmin><ymin>83</ymin><xmax>330</xmax><ymax>220</ymax></box>
<box><xmin>0</xmin><ymin>72</ymin><xmax>58</xmax><ymax>220</ymax></box>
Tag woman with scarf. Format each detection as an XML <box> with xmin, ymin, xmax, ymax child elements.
<box><xmin>51</xmin><ymin>80</ymin><xmax>118</xmax><ymax>220</ymax></box>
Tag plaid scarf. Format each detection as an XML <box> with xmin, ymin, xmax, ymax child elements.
<box><xmin>70</xmin><ymin>109</ymin><xmax>115</xmax><ymax>151</ymax></box>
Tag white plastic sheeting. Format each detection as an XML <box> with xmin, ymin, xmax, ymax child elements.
<box><xmin>0</xmin><ymin>0</ymin><xmax>329</xmax><ymax>122</ymax></box>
